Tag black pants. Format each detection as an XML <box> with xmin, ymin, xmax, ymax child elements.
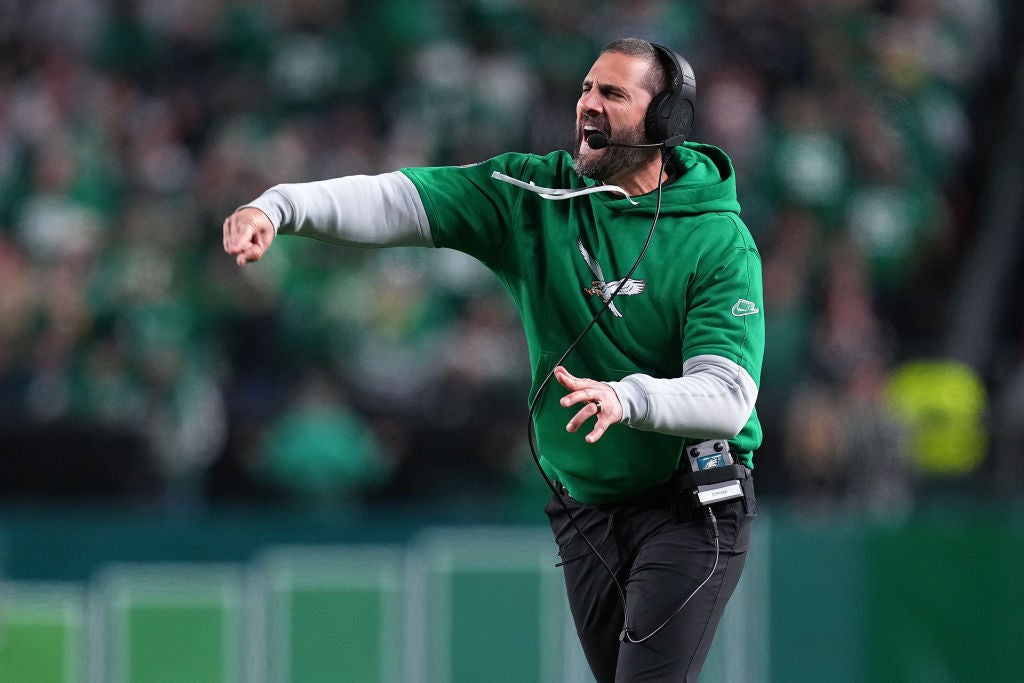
<box><xmin>545</xmin><ymin>478</ymin><xmax>755</xmax><ymax>682</ymax></box>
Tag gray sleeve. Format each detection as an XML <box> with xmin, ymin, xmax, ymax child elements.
<box><xmin>606</xmin><ymin>354</ymin><xmax>758</xmax><ymax>439</ymax></box>
<box><xmin>242</xmin><ymin>171</ymin><xmax>434</xmax><ymax>248</ymax></box>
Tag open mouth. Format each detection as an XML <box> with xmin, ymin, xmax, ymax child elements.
<box><xmin>582</xmin><ymin>125</ymin><xmax>604</xmax><ymax>147</ymax></box>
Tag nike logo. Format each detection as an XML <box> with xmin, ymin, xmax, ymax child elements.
<box><xmin>731</xmin><ymin>299</ymin><xmax>760</xmax><ymax>317</ymax></box>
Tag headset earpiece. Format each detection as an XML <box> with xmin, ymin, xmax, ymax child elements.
<box><xmin>645</xmin><ymin>43</ymin><xmax>697</xmax><ymax>147</ymax></box>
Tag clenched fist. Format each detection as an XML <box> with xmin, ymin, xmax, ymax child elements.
<box><xmin>223</xmin><ymin>207</ymin><xmax>275</xmax><ymax>266</ymax></box>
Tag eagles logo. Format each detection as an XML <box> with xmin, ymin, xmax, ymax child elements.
<box><xmin>577</xmin><ymin>239</ymin><xmax>647</xmax><ymax>318</ymax></box>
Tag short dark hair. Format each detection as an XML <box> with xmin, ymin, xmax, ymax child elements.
<box><xmin>601</xmin><ymin>38</ymin><xmax>667</xmax><ymax>97</ymax></box>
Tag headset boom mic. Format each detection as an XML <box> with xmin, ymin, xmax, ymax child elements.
<box><xmin>587</xmin><ymin>132</ymin><xmax>610</xmax><ymax>149</ymax></box>
<box><xmin>587</xmin><ymin>132</ymin><xmax>664</xmax><ymax>150</ymax></box>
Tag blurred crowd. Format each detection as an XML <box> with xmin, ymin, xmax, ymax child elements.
<box><xmin>0</xmin><ymin>0</ymin><xmax>1019</xmax><ymax>512</ymax></box>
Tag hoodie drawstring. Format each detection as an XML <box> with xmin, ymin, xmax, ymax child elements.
<box><xmin>490</xmin><ymin>171</ymin><xmax>639</xmax><ymax>206</ymax></box>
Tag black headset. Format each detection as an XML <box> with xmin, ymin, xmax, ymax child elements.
<box><xmin>645</xmin><ymin>43</ymin><xmax>697</xmax><ymax>147</ymax></box>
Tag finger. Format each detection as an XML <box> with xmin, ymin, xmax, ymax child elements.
<box><xmin>223</xmin><ymin>215</ymin><xmax>252</xmax><ymax>253</ymax></box>
<box><xmin>584</xmin><ymin>420</ymin><xmax>608</xmax><ymax>444</ymax></box>
<box><xmin>564</xmin><ymin>400</ymin><xmax>603</xmax><ymax>433</ymax></box>
<box><xmin>560</xmin><ymin>391</ymin><xmax>591</xmax><ymax>410</ymax></box>
<box><xmin>236</xmin><ymin>242</ymin><xmax>265</xmax><ymax>266</ymax></box>
<box><xmin>222</xmin><ymin>217</ymin><xmax>235</xmax><ymax>252</ymax></box>
<box><xmin>553</xmin><ymin>366</ymin><xmax>581</xmax><ymax>391</ymax></box>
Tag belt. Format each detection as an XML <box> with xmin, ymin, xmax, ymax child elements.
<box><xmin>555</xmin><ymin>468</ymin><xmax>755</xmax><ymax>522</ymax></box>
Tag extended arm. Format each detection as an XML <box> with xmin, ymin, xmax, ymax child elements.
<box><xmin>223</xmin><ymin>171</ymin><xmax>433</xmax><ymax>265</ymax></box>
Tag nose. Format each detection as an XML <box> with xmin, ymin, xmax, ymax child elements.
<box><xmin>578</xmin><ymin>89</ymin><xmax>602</xmax><ymax>116</ymax></box>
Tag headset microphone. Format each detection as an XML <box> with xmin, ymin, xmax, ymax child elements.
<box><xmin>585</xmin><ymin>133</ymin><xmax>666</xmax><ymax>150</ymax></box>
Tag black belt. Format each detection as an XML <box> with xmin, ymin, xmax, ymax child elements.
<box><xmin>555</xmin><ymin>466</ymin><xmax>755</xmax><ymax>522</ymax></box>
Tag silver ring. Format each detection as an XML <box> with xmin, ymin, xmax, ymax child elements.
<box><xmin>592</xmin><ymin>400</ymin><xmax>602</xmax><ymax>414</ymax></box>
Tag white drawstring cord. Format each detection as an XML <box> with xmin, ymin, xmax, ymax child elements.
<box><xmin>490</xmin><ymin>171</ymin><xmax>639</xmax><ymax>206</ymax></box>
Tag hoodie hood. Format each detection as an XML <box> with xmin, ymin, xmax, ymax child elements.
<box><xmin>487</xmin><ymin>142</ymin><xmax>741</xmax><ymax>217</ymax></box>
<box><xmin>591</xmin><ymin>141</ymin><xmax>741</xmax><ymax>217</ymax></box>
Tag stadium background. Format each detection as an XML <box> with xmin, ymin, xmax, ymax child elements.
<box><xmin>0</xmin><ymin>0</ymin><xmax>1021</xmax><ymax>680</ymax></box>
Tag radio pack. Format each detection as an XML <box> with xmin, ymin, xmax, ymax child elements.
<box><xmin>685</xmin><ymin>440</ymin><xmax>745</xmax><ymax>505</ymax></box>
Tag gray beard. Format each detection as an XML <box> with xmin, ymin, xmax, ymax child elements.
<box><xmin>572</xmin><ymin>120</ymin><xmax>655</xmax><ymax>180</ymax></box>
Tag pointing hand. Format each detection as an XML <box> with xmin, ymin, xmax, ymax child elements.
<box><xmin>223</xmin><ymin>207</ymin><xmax>275</xmax><ymax>266</ymax></box>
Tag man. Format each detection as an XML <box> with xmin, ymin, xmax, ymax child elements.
<box><xmin>224</xmin><ymin>37</ymin><xmax>763</xmax><ymax>682</ymax></box>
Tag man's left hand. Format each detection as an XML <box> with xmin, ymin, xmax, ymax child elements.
<box><xmin>553</xmin><ymin>366</ymin><xmax>621</xmax><ymax>444</ymax></box>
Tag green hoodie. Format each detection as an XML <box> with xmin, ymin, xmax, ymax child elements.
<box><xmin>402</xmin><ymin>142</ymin><xmax>763</xmax><ymax>504</ymax></box>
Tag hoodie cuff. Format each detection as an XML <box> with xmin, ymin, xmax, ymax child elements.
<box><xmin>606</xmin><ymin>378</ymin><xmax>648</xmax><ymax>426</ymax></box>
<box><xmin>242</xmin><ymin>188</ymin><xmax>290</xmax><ymax>233</ymax></box>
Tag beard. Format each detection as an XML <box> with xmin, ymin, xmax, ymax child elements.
<box><xmin>572</xmin><ymin>118</ymin><xmax>656</xmax><ymax>181</ymax></box>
